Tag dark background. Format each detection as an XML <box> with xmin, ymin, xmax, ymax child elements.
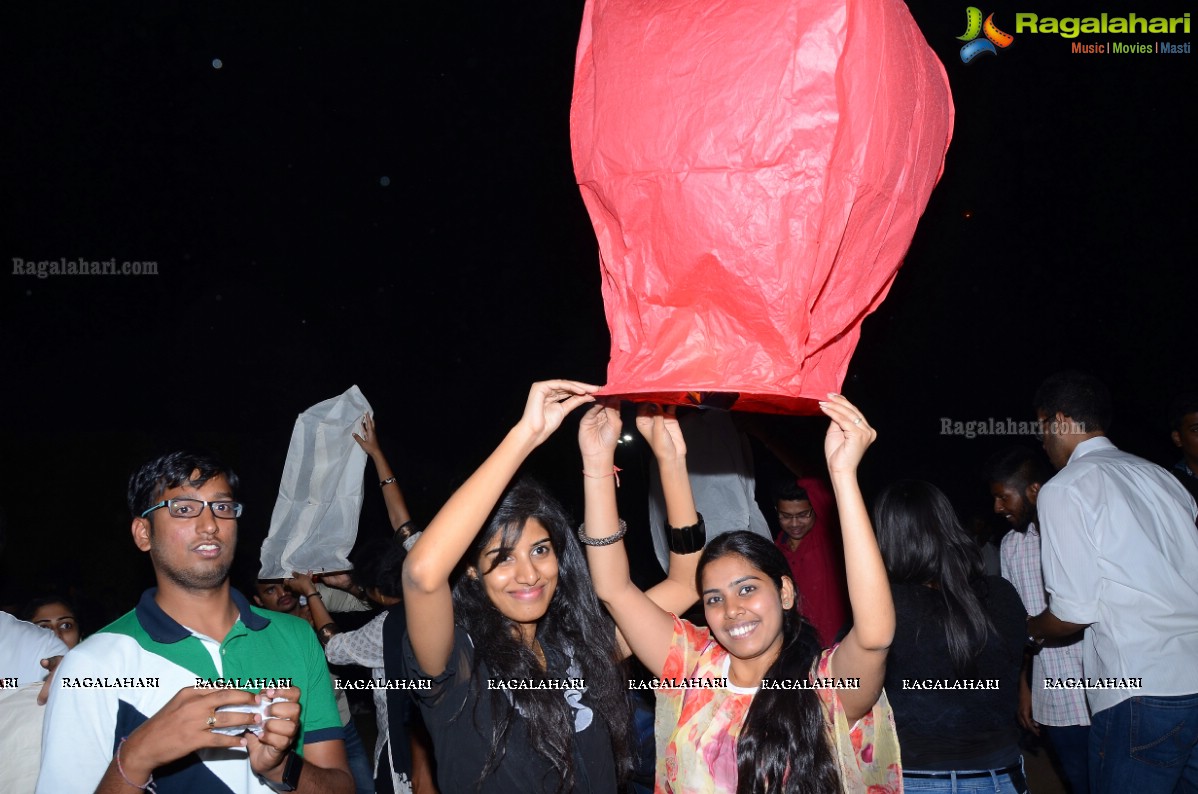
<box><xmin>1</xmin><ymin>1</ymin><xmax>1194</xmax><ymax>620</ymax></box>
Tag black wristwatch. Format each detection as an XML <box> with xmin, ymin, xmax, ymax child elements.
<box><xmin>258</xmin><ymin>750</ymin><xmax>303</xmax><ymax>792</ymax></box>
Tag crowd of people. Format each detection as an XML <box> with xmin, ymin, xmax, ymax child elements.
<box><xmin>2</xmin><ymin>371</ymin><xmax>1197</xmax><ymax>794</ymax></box>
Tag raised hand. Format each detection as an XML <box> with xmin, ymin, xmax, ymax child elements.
<box><xmin>352</xmin><ymin>413</ymin><xmax>383</xmax><ymax>457</ymax></box>
<box><xmin>285</xmin><ymin>572</ymin><xmax>316</xmax><ymax>597</ymax></box>
<box><xmin>635</xmin><ymin>404</ymin><xmax>687</xmax><ymax>464</ymax></box>
<box><xmin>818</xmin><ymin>394</ymin><xmax>876</xmax><ymax>475</ymax></box>
<box><xmin>579</xmin><ymin>403</ymin><xmax>622</xmax><ymax>461</ymax></box>
<box><xmin>319</xmin><ymin>573</ymin><xmax>355</xmax><ymax>592</ymax></box>
<box><xmin>517</xmin><ymin>380</ymin><xmax>599</xmax><ymax>447</ymax></box>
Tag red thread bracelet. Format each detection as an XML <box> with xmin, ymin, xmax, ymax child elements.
<box><xmin>582</xmin><ymin>465</ymin><xmax>622</xmax><ymax>488</ymax></box>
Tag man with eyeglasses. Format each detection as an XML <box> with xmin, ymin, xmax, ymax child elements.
<box><xmin>773</xmin><ymin>478</ymin><xmax>849</xmax><ymax>646</ymax></box>
<box><xmin>38</xmin><ymin>451</ymin><xmax>353</xmax><ymax>794</ymax></box>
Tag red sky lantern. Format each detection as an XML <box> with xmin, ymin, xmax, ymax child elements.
<box><xmin>572</xmin><ymin>0</ymin><xmax>954</xmax><ymax>413</ymax></box>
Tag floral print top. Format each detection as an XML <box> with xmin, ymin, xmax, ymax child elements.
<box><xmin>654</xmin><ymin>616</ymin><xmax>902</xmax><ymax>793</ymax></box>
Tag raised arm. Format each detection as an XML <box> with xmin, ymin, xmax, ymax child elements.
<box><xmin>402</xmin><ymin>380</ymin><xmax>597</xmax><ymax>676</ymax></box>
<box><xmin>354</xmin><ymin>414</ymin><xmax>414</xmax><ymax>533</ymax></box>
<box><xmin>286</xmin><ymin>572</ymin><xmax>339</xmax><ymax>645</ymax></box>
<box><xmin>818</xmin><ymin>394</ymin><xmax>893</xmax><ymax>723</ymax></box>
<box><xmin>637</xmin><ymin>405</ymin><xmax>703</xmax><ymax>624</ymax></box>
<box><xmin>579</xmin><ymin>403</ymin><xmax>701</xmax><ymax>675</ymax></box>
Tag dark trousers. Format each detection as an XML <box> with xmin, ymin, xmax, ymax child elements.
<box><xmin>1043</xmin><ymin>723</ymin><xmax>1090</xmax><ymax>793</ymax></box>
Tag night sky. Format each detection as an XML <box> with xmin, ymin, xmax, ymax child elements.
<box><xmin>2</xmin><ymin>1</ymin><xmax>1194</xmax><ymax>617</ymax></box>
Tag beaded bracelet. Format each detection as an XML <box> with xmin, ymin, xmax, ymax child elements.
<box><xmin>379</xmin><ymin>477</ymin><xmax>398</xmax><ymax>487</ymax></box>
<box><xmin>116</xmin><ymin>736</ymin><xmax>157</xmax><ymax>792</ymax></box>
<box><xmin>577</xmin><ymin>519</ymin><xmax>628</xmax><ymax>547</ymax></box>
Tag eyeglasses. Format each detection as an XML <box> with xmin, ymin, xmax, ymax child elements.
<box><xmin>777</xmin><ymin>509</ymin><xmax>815</xmax><ymax>523</ymax></box>
<box><xmin>140</xmin><ymin>499</ymin><xmax>244</xmax><ymax>519</ymax></box>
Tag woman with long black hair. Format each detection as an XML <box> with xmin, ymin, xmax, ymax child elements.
<box><xmin>874</xmin><ymin>479</ymin><xmax>1027</xmax><ymax>793</ymax></box>
<box><xmin>582</xmin><ymin>393</ymin><xmax>901</xmax><ymax>794</ymax></box>
<box><xmin>401</xmin><ymin>380</ymin><xmax>701</xmax><ymax>793</ymax></box>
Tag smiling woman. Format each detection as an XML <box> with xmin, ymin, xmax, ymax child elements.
<box><xmin>400</xmin><ymin>381</ymin><xmax>635</xmax><ymax>794</ymax></box>
<box><xmin>583</xmin><ymin>394</ymin><xmax>901</xmax><ymax>794</ymax></box>
<box><xmin>473</xmin><ymin>514</ymin><xmax>560</xmax><ymax>635</ymax></box>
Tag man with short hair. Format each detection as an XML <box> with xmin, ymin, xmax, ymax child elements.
<box><xmin>986</xmin><ymin>445</ymin><xmax>1089</xmax><ymax>793</ymax></box>
<box><xmin>253</xmin><ymin>578</ymin><xmax>376</xmax><ymax>794</ymax></box>
<box><xmin>773</xmin><ymin>478</ymin><xmax>849</xmax><ymax>646</ymax></box>
<box><xmin>254</xmin><ymin>580</ymin><xmax>313</xmax><ymax>626</ymax></box>
<box><xmin>38</xmin><ymin>451</ymin><xmax>353</xmax><ymax>794</ymax></box>
<box><xmin>1027</xmin><ymin>371</ymin><xmax>1198</xmax><ymax>792</ymax></box>
<box><xmin>1168</xmin><ymin>392</ymin><xmax>1198</xmax><ymax>501</ymax></box>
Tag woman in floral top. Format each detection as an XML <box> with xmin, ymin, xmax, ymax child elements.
<box><xmin>581</xmin><ymin>394</ymin><xmax>901</xmax><ymax>794</ymax></box>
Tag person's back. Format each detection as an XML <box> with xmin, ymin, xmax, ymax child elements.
<box><xmin>875</xmin><ymin>478</ymin><xmax>1029</xmax><ymax>792</ymax></box>
<box><xmin>885</xmin><ymin>575</ymin><xmax>1025</xmax><ymax>766</ymax></box>
<box><xmin>1031</xmin><ymin>369</ymin><xmax>1198</xmax><ymax>791</ymax></box>
<box><xmin>1039</xmin><ymin>437</ymin><xmax>1198</xmax><ymax>713</ymax></box>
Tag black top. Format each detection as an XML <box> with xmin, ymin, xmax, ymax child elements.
<box><xmin>381</xmin><ymin>603</ymin><xmax>413</xmax><ymax>781</ymax></box>
<box><xmin>883</xmin><ymin>576</ymin><xmax>1026</xmax><ymax>770</ymax></box>
<box><xmin>403</xmin><ymin>626</ymin><xmax>617</xmax><ymax>793</ymax></box>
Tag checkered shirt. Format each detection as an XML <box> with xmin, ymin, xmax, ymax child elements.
<box><xmin>1000</xmin><ymin>524</ymin><xmax>1091</xmax><ymax>726</ymax></box>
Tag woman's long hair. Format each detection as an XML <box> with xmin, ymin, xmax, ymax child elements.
<box><xmin>698</xmin><ymin>532</ymin><xmax>840</xmax><ymax>794</ymax></box>
<box><xmin>452</xmin><ymin>478</ymin><xmax>632</xmax><ymax>792</ymax></box>
<box><xmin>873</xmin><ymin>479</ymin><xmax>996</xmax><ymax>674</ymax></box>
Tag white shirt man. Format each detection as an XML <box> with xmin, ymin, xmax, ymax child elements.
<box><xmin>1029</xmin><ymin>370</ymin><xmax>1198</xmax><ymax>793</ymax></box>
<box><xmin>1037</xmin><ymin>436</ymin><xmax>1198</xmax><ymax>713</ymax></box>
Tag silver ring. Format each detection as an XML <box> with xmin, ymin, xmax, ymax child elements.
<box><xmin>206</xmin><ymin>714</ymin><xmax>217</xmax><ymax>728</ymax></box>
<box><xmin>853</xmin><ymin>417</ymin><xmax>862</xmax><ymax>425</ymax></box>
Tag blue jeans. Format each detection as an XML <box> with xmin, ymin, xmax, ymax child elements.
<box><xmin>342</xmin><ymin>718</ymin><xmax>376</xmax><ymax>794</ymax></box>
<box><xmin>904</xmin><ymin>759</ymin><xmax>1027</xmax><ymax>794</ymax></box>
<box><xmin>1091</xmin><ymin>694</ymin><xmax>1198</xmax><ymax>794</ymax></box>
<box><xmin>1043</xmin><ymin>723</ymin><xmax>1090</xmax><ymax>793</ymax></box>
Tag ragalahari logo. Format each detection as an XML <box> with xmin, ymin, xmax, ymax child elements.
<box><xmin>958</xmin><ymin>7</ymin><xmax>1015</xmax><ymax>62</ymax></box>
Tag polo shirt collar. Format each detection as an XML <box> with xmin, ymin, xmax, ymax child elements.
<box><xmin>135</xmin><ymin>587</ymin><xmax>271</xmax><ymax>643</ymax></box>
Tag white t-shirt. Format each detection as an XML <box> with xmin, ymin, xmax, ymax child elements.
<box><xmin>0</xmin><ymin>613</ymin><xmax>67</xmax><ymax>794</ymax></box>
<box><xmin>1039</xmin><ymin>436</ymin><xmax>1198</xmax><ymax>713</ymax></box>
<box><xmin>0</xmin><ymin>611</ymin><xmax>69</xmax><ymax>685</ymax></box>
